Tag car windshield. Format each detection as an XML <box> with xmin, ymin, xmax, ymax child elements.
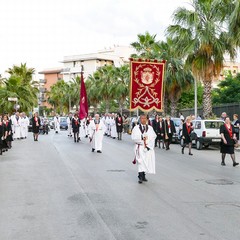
<box><xmin>172</xmin><ymin>119</ymin><xmax>181</xmax><ymax>127</ymax></box>
<box><xmin>60</xmin><ymin>118</ymin><xmax>67</xmax><ymax>123</ymax></box>
<box><xmin>205</xmin><ymin>121</ymin><xmax>223</xmax><ymax>129</ymax></box>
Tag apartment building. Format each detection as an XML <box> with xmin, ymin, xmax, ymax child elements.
<box><xmin>61</xmin><ymin>45</ymin><xmax>135</xmax><ymax>81</ymax></box>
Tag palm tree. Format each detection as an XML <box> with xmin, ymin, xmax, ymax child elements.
<box><xmin>112</xmin><ymin>64</ymin><xmax>130</xmax><ymax>115</ymax></box>
<box><xmin>158</xmin><ymin>38</ymin><xmax>194</xmax><ymax>116</ymax></box>
<box><xmin>0</xmin><ymin>75</ymin><xmax>38</xmax><ymax>113</ymax></box>
<box><xmin>7</xmin><ymin>63</ymin><xmax>35</xmax><ymax>85</ymax></box>
<box><xmin>131</xmin><ymin>31</ymin><xmax>162</xmax><ymax>60</ymax></box>
<box><xmin>167</xmin><ymin>0</ymin><xmax>237</xmax><ymax>118</ymax></box>
<box><xmin>47</xmin><ymin>80</ymin><xmax>69</xmax><ymax>114</ymax></box>
<box><xmin>85</xmin><ymin>74</ymin><xmax>101</xmax><ymax>114</ymax></box>
<box><xmin>94</xmin><ymin>65</ymin><xmax>115</xmax><ymax>113</ymax></box>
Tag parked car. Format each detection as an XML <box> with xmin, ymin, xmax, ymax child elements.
<box><xmin>190</xmin><ymin>119</ymin><xmax>224</xmax><ymax>150</ymax></box>
<box><xmin>48</xmin><ymin>117</ymin><xmax>54</xmax><ymax>129</ymax></box>
<box><xmin>171</xmin><ymin>117</ymin><xmax>182</xmax><ymax>143</ymax></box>
<box><xmin>59</xmin><ymin>117</ymin><xmax>68</xmax><ymax>130</ymax></box>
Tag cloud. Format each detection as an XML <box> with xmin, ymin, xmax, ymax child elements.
<box><xmin>0</xmin><ymin>0</ymin><xmax>190</xmax><ymax>75</ymax></box>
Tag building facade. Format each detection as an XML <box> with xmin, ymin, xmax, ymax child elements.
<box><xmin>38</xmin><ymin>68</ymin><xmax>63</xmax><ymax>108</ymax></box>
<box><xmin>61</xmin><ymin>46</ymin><xmax>135</xmax><ymax>81</ymax></box>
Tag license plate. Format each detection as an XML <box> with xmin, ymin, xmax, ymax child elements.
<box><xmin>212</xmin><ymin>139</ymin><xmax>221</xmax><ymax>142</ymax></box>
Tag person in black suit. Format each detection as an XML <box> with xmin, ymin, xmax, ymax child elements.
<box><xmin>116</xmin><ymin>113</ymin><xmax>123</xmax><ymax>140</ymax></box>
<box><xmin>31</xmin><ymin>112</ymin><xmax>41</xmax><ymax>141</ymax></box>
<box><xmin>181</xmin><ymin>116</ymin><xmax>194</xmax><ymax>155</ymax></box>
<box><xmin>164</xmin><ymin>116</ymin><xmax>176</xmax><ymax>150</ymax></box>
<box><xmin>152</xmin><ymin>115</ymin><xmax>159</xmax><ymax>147</ymax></box>
<box><xmin>72</xmin><ymin>113</ymin><xmax>81</xmax><ymax>143</ymax></box>
<box><xmin>232</xmin><ymin>114</ymin><xmax>240</xmax><ymax>141</ymax></box>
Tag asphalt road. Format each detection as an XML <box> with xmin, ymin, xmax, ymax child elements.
<box><xmin>0</xmin><ymin>130</ymin><xmax>240</xmax><ymax>240</ymax></box>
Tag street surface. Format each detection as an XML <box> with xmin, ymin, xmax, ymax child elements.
<box><xmin>0</xmin><ymin>131</ymin><xmax>240</xmax><ymax>240</ymax></box>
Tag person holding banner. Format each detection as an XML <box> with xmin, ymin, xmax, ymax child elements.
<box><xmin>131</xmin><ymin>114</ymin><xmax>156</xmax><ymax>184</ymax></box>
<box><xmin>89</xmin><ymin>114</ymin><xmax>105</xmax><ymax>153</ymax></box>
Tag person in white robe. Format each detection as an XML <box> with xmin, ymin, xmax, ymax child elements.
<box><xmin>88</xmin><ymin>114</ymin><xmax>105</xmax><ymax>153</ymax></box>
<box><xmin>54</xmin><ymin>114</ymin><xmax>60</xmax><ymax>133</ymax></box>
<box><xmin>12</xmin><ymin>112</ymin><xmax>21</xmax><ymax>139</ymax></box>
<box><xmin>67</xmin><ymin>113</ymin><xmax>73</xmax><ymax>137</ymax></box>
<box><xmin>105</xmin><ymin>114</ymin><xmax>111</xmax><ymax>137</ymax></box>
<box><xmin>131</xmin><ymin>114</ymin><xmax>156</xmax><ymax>184</ymax></box>
<box><xmin>20</xmin><ymin>112</ymin><xmax>29</xmax><ymax>138</ymax></box>
<box><xmin>110</xmin><ymin>113</ymin><xmax>117</xmax><ymax>139</ymax></box>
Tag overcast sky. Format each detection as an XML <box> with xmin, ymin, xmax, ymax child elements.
<box><xmin>0</xmin><ymin>0</ymin><xmax>191</xmax><ymax>77</ymax></box>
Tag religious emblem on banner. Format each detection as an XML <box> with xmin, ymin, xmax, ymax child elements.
<box><xmin>130</xmin><ymin>59</ymin><xmax>165</xmax><ymax>112</ymax></box>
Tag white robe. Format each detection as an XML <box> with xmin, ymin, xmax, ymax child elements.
<box><xmin>131</xmin><ymin>125</ymin><xmax>156</xmax><ymax>174</ymax></box>
<box><xmin>67</xmin><ymin>117</ymin><xmax>73</xmax><ymax>136</ymax></box>
<box><xmin>20</xmin><ymin>116</ymin><xmax>29</xmax><ymax>138</ymax></box>
<box><xmin>110</xmin><ymin>118</ymin><xmax>117</xmax><ymax>138</ymax></box>
<box><xmin>105</xmin><ymin>117</ymin><xmax>111</xmax><ymax>136</ymax></box>
<box><xmin>12</xmin><ymin>116</ymin><xmax>21</xmax><ymax>139</ymax></box>
<box><xmin>88</xmin><ymin>120</ymin><xmax>105</xmax><ymax>151</ymax></box>
<box><xmin>54</xmin><ymin>116</ymin><xmax>60</xmax><ymax>132</ymax></box>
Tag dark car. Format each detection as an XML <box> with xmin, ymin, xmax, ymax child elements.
<box><xmin>59</xmin><ymin>117</ymin><xmax>68</xmax><ymax>130</ymax></box>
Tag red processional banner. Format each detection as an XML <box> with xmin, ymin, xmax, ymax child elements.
<box><xmin>130</xmin><ymin>59</ymin><xmax>165</xmax><ymax>112</ymax></box>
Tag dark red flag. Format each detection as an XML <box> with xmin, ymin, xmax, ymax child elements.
<box><xmin>79</xmin><ymin>72</ymin><xmax>88</xmax><ymax>120</ymax></box>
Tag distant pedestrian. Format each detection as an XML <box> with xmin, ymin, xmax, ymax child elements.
<box><xmin>220</xmin><ymin>117</ymin><xmax>239</xmax><ymax>167</ymax></box>
<box><xmin>72</xmin><ymin>113</ymin><xmax>80</xmax><ymax>143</ymax></box>
<box><xmin>67</xmin><ymin>112</ymin><xmax>73</xmax><ymax>137</ymax></box>
<box><xmin>54</xmin><ymin>114</ymin><xmax>60</xmax><ymax>133</ymax></box>
<box><xmin>220</xmin><ymin>112</ymin><xmax>227</xmax><ymax>121</ymax></box>
<box><xmin>164</xmin><ymin>116</ymin><xmax>176</xmax><ymax>150</ymax></box>
<box><xmin>181</xmin><ymin>116</ymin><xmax>194</xmax><ymax>155</ymax></box>
<box><xmin>232</xmin><ymin>114</ymin><xmax>240</xmax><ymax>141</ymax></box>
<box><xmin>31</xmin><ymin>112</ymin><xmax>41</xmax><ymax>141</ymax></box>
<box><xmin>116</xmin><ymin>113</ymin><xmax>123</xmax><ymax>140</ymax></box>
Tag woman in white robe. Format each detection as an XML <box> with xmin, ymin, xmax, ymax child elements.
<box><xmin>131</xmin><ymin>114</ymin><xmax>156</xmax><ymax>183</ymax></box>
<box><xmin>12</xmin><ymin>112</ymin><xmax>21</xmax><ymax>139</ymax></box>
<box><xmin>110</xmin><ymin>114</ymin><xmax>117</xmax><ymax>139</ymax></box>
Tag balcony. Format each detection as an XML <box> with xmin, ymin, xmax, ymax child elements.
<box><xmin>39</xmin><ymin>97</ymin><xmax>46</xmax><ymax>102</ymax></box>
<box><xmin>39</xmin><ymin>79</ymin><xmax>47</xmax><ymax>84</ymax></box>
<box><xmin>39</xmin><ymin>87</ymin><xmax>47</xmax><ymax>93</ymax></box>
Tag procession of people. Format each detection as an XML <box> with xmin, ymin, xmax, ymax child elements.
<box><xmin>1</xmin><ymin>109</ymin><xmax>240</xmax><ymax>184</ymax></box>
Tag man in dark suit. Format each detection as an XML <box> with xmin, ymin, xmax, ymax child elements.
<box><xmin>164</xmin><ymin>116</ymin><xmax>176</xmax><ymax>150</ymax></box>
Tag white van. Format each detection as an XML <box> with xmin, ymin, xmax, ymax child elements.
<box><xmin>191</xmin><ymin>119</ymin><xmax>224</xmax><ymax>150</ymax></box>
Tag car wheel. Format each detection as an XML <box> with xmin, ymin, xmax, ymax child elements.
<box><xmin>196</xmin><ymin>140</ymin><xmax>203</xmax><ymax>150</ymax></box>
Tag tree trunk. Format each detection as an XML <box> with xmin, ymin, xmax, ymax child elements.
<box><xmin>170</xmin><ymin>98</ymin><xmax>177</xmax><ymax>117</ymax></box>
<box><xmin>202</xmin><ymin>80</ymin><xmax>212</xmax><ymax>119</ymax></box>
<box><xmin>105</xmin><ymin>100</ymin><xmax>110</xmax><ymax>114</ymax></box>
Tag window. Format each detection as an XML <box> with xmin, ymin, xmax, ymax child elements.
<box><xmin>205</xmin><ymin>121</ymin><xmax>223</xmax><ymax>129</ymax></box>
<box><xmin>195</xmin><ymin>121</ymin><xmax>201</xmax><ymax>129</ymax></box>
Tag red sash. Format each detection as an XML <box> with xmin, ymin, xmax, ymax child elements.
<box><xmin>225</xmin><ymin>124</ymin><xmax>233</xmax><ymax>138</ymax></box>
<box><xmin>187</xmin><ymin>124</ymin><xmax>191</xmax><ymax>134</ymax></box>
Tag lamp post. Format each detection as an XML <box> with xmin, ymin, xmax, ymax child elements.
<box><xmin>194</xmin><ymin>77</ymin><xmax>198</xmax><ymax>118</ymax></box>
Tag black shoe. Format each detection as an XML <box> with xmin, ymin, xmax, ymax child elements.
<box><xmin>97</xmin><ymin>150</ymin><xmax>102</xmax><ymax>153</ymax></box>
<box><xmin>138</xmin><ymin>173</ymin><xmax>143</xmax><ymax>184</ymax></box>
<box><xmin>92</xmin><ymin>148</ymin><xmax>95</xmax><ymax>152</ymax></box>
<box><xmin>142</xmin><ymin>173</ymin><xmax>148</xmax><ymax>182</ymax></box>
<box><xmin>74</xmin><ymin>139</ymin><xmax>76</xmax><ymax>142</ymax></box>
<box><xmin>78</xmin><ymin>137</ymin><xmax>80</xmax><ymax>141</ymax></box>
<box><xmin>189</xmin><ymin>153</ymin><xmax>193</xmax><ymax>155</ymax></box>
<box><xmin>233</xmin><ymin>162</ymin><xmax>239</xmax><ymax>167</ymax></box>
<box><xmin>182</xmin><ymin>147</ymin><xmax>184</xmax><ymax>154</ymax></box>
<box><xmin>221</xmin><ymin>162</ymin><xmax>226</xmax><ymax>166</ymax></box>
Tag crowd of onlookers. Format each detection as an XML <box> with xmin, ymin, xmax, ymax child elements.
<box><xmin>0</xmin><ymin>112</ymin><xmax>30</xmax><ymax>155</ymax></box>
